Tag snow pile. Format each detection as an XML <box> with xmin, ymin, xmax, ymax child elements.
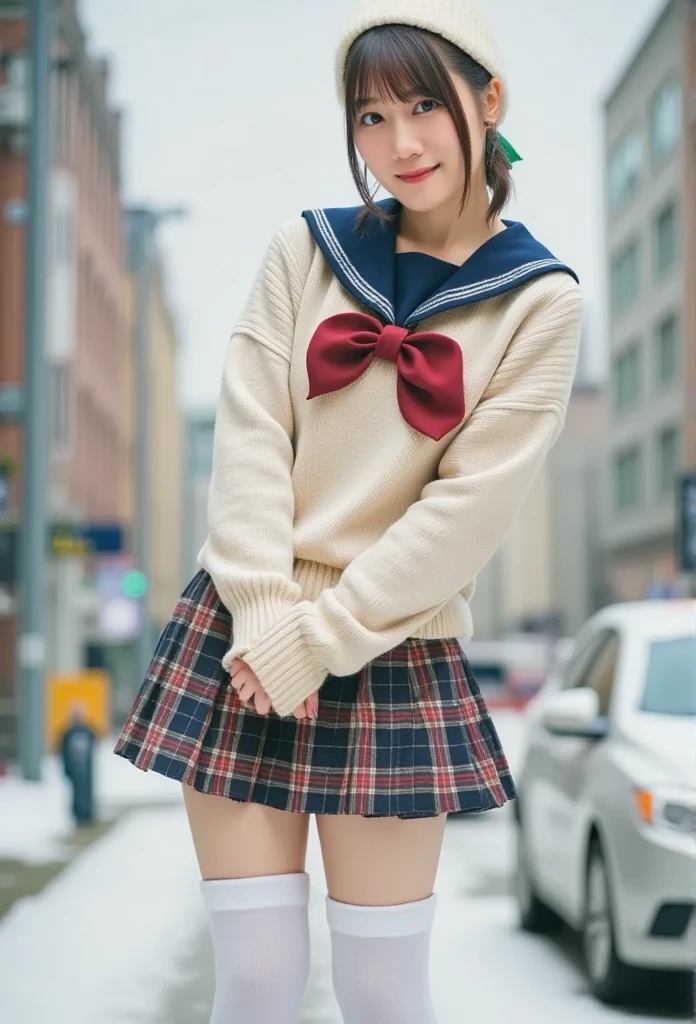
<box><xmin>0</xmin><ymin>737</ymin><xmax>181</xmax><ymax>864</ymax></box>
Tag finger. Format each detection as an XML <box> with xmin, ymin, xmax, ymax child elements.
<box><xmin>238</xmin><ymin>679</ymin><xmax>257</xmax><ymax>703</ymax></box>
<box><xmin>230</xmin><ymin>668</ymin><xmax>247</xmax><ymax>691</ymax></box>
<box><xmin>254</xmin><ymin>690</ymin><xmax>272</xmax><ymax>715</ymax></box>
<box><xmin>306</xmin><ymin>693</ymin><xmax>319</xmax><ymax>719</ymax></box>
<box><xmin>229</xmin><ymin>659</ymin><xmax>246</xmax><ymax>678</ymax></box>
<box><xmin>293</xmin><ymin>701</ymin><xmax>307</xmax><ymax>719</ymax></box>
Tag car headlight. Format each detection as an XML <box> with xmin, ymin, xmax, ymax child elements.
<box><xmin>635</xmin><ymin>788</ymin><xmax>696</xmax><ymax>837</ymax></box>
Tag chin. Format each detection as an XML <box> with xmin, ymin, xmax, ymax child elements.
<box><xmin>395</xmin><ymin>186</ymin><xmax>454</xmax><ymax>215</ymax></box>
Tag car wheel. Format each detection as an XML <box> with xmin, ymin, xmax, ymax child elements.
<box><xmin>515</xmin><ymin>818</ymin><xmax>563</xmax><ymax>934</ymax></box>
<box><xmin>583</xmin><ymin>838</ymin><xmax>648</xmax><ymax>1005</ymax></box>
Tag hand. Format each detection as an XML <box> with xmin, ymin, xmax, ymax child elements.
<box><xmin>292</xmin><ymin>691</ymin><xmax>319</xmax><ymax>721</ymax></box>
<box><xmin>229</xmin><ymin>659</ymin><xmax>272</xmax><ymax>715</ymax></box>
<box><xmin>230</xmin><ymin>660</ymin><xmax>320</xmax><ymax>721</ymax></box>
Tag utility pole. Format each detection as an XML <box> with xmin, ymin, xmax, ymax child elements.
<box><xmin>17</xmin><ymin>0</ymin><xmax>52</xmax><ymax>781</ymax></box>
<box><xmin>128</xmin><ymin>206</ymin><xmax>185</xmax><ymax>685</ymax></box>
<box><xmin>128</xmin><ymin>208</ymin><xmax>154</xmax><ymax>686</ymax></box>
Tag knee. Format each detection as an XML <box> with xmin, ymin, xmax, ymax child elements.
<box><xmin>223</xmin><ymin>937</ymin><xmax>310</xmax><ymax>999</ymax></box>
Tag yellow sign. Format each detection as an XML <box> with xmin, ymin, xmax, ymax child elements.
<box><xmin>46</xmin><ymin>670</ymin><xmax>110</xmax><ymax>752</ymax></box>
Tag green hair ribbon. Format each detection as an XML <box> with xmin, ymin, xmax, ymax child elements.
<box><xmin>498</xmin><ymin>133</ymin><xmax>522</xmax><ymax>165</ymax></box>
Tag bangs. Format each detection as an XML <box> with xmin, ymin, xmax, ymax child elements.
<box><xmin>345</xmin><ymin>25</ymin><xmax>453</xmax><ymax>118</ymax></box>
<box><xmin>342</xmin><ymin>24</ymin><xmax>510</xmax><ymax>228</ymax></box>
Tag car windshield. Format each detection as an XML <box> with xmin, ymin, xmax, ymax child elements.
<box><xmin>641</xmin><ymin>636</ymin><xmax>696</xmax><ymax>716</ymax></box>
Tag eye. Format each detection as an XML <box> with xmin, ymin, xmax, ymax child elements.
<box><xmin>359</xmin><ymin>112</ymin><xmax>384</xmax><ymax>127</ymax></box>
<box><xmin>413</xmin><ymin>99</ymin><xmax>441</xmax><ymax>114</ymax></box>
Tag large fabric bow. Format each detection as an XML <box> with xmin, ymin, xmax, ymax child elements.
<box><xmin>306</xmin><ymin>312</ymin><xmax>465</xmax><ymax>441</ymax></box>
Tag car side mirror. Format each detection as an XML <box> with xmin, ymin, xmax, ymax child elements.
<box><xmin>541</xmin><ymin>688</ymin><xmax>608</xmax><ymax>740</ymax></box>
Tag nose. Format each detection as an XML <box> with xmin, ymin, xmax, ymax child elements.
<box><xmin>391</xmin><ymin>117</ymin><xmax>423</xmax><ymax>162</ymax></box>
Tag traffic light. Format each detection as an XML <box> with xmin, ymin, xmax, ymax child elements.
<box><xmin>122</xmin><ymin>569</ymin><xmax>148</xmax><ymax>599</ymax></box>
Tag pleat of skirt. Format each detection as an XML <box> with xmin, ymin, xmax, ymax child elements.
<box><xmin>114</xmin><ymin>570</ymin><xmax>516</xmax><ymax>818</ymax></box>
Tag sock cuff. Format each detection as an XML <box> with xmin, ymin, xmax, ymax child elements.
<box><xmin>201</xmin><ymin>872</ymin><xmax>310</xmax><ymax>911</ymax></box>
<box><xmin>326</xmin><ymin>894</ymin><xmax>437</xmax><ymax>937</ymax></box>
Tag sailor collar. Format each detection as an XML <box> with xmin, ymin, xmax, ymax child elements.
<box><xmin>302</xmin><ymin>198</ymin><xmax>578</xmax><ymax>328</ymax></box>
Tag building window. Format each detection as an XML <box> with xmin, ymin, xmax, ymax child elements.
<box><xmin>650</xmin><ymin>80</ymin><xmax>681</xmax><ymax>164</ymax></box>
<box><xmin>615</xmin><ymin>446</ymin><xmax>643</xmax><ymax>512</ymax></box>
<box><xmin>657</xmin><ymin>427</ymin><xmax>679</xmax><ymax>499</ymax></box>
<box><xmin>654</xmin><ymin>202</ymin><xmax>678</xmax><ymax>277</ymax></box>
<box><xmin>608</xmin><ymin>128</ymin><xmax>642</xmax><ymax>213</ymax></box>
<box><xmin>655</xmin><ymin>314</ymin><xmax>678</xmax><ymax>387</ymax></box>
<box><xmin>610</xmin><ymin>240</ymin><xmax>639</xmax><ymax>316</ymax></box>
<box><xmin>614</xmin><ymin>343</ymin><xmax>641</xmax><ymax>412</ymax></box>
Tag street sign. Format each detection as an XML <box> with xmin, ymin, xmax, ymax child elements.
<box><xmin>677</xmin><ymin>471</ymin><xmax>696</xmax><ymax>573</ymax></box>
<box><xmin>0</xmin><ymin>522</ymin><xmax>127</xmax><ymax>578</ymax></box>
<box><xmin>50</xmin><ymin>522</ymin><xmax>126</xmax><ymax>558</ymax></box>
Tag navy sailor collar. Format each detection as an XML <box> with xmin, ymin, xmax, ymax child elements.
<box><xmin>302</xmin><ymin>198</ymin><xmax>578</xmax><ymax>328</ymax></box>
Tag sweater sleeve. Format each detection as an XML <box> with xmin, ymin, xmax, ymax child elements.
<box><xmin>198</xmin><ymin>224</ymin><xmax>309</xmax><ymax>664</ymax></box>
<box><xmin>241</xmin><ymin>277</ymin><xmax>584</xmax><ymax>717</ymax></box>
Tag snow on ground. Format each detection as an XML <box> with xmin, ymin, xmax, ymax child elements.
<box><xmin>0</xmin><ymin>738</ymin><xmax>182</xmax><ymax>864</ymax></box>
<box><xmin>0</xmin><ymin>711</ymin><xmax>677</xmax><ymax>1023</ymax></box>
<box><xmin>0</xmin><ymin>804</ymin><xmax>203</xmax><ymax>1024</ymax></box>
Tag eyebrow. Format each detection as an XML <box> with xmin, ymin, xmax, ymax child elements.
<box><xmin>354</xmin><ymin>96</ymin><xmax>379</xmax><ymax>113</ymax></box>
<box><xmin>354</xmin><ymin>89</ymin><xmax>423</xmax><ymax>113</ymax></box>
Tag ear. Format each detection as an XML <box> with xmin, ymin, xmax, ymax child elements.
<box><xmin>481</xmin><ymin>78</ymin><xmax>504</xmax><ymax>125</ymax></box>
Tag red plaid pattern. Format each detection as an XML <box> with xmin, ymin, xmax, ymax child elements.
<box><xmin>114</xmin><ymin>570</ymin><xmax>516</xmax><ymax>818</ymax></box>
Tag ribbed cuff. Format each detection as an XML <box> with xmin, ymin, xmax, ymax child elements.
<box><xmin>220</xmin><ymin>596</ymin><xmax>299</xmax><ymax>672</ymax></box>
<box><xmin>326</xmin><ymin>894</ymin><xmax>437</xmax><ymax>937</ymax></box>
<box><xmin>202</xmin><ymin>872</ymin><xmax>310</xmax><ymax>911</ymax></box>
<box><xmin>241</xmin><ymin>606</ymin><xmax>327</xmax><ymax>717</ymax></box>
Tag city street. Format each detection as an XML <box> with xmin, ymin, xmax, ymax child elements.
<box><xmin>0</xmin><ymin>713</ymin><xmax>687</xmax><ymax>1023</ymax></box>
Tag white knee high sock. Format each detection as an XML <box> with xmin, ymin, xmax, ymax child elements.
<box><xmin>327</xmin><ymin>894</ymin><xmax>438</xmax><ymax>1023</ymax></box>
<box><xmin>201</xmin><ymin>872</ymin><xmax>310</xmax><ymax>1024</ymax></box>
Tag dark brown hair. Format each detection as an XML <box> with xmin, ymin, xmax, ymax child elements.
<box><xmin>343</xmin><ymin>25</ymin><xmax>512</xmax><ymax>225</ymax></box>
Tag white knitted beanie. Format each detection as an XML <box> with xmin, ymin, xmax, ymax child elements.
<box><xmin>335</xmin><ymin>0</ymin><xmax>509</xmax><ymax>122</ymax></box>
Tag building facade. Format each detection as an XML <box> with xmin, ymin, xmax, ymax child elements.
<box><xmin>0</xmin><ymin>1</ymin><xmax>129</xmax><ymax>704</ymax></box>
<box><xmin>602</xmin><ymin>0</ymin><xmax>694</xmax><ymax>600</ymax></box>
<box><xmin>123</xmin><ymin>225</ymin><xmax>184</xmax><ymax>640</ymax></box>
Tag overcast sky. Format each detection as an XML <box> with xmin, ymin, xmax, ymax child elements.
<box><xmin>79</xmin><ymin>0</ymin><xmax>664</xmax><ymax>410</ymax></box>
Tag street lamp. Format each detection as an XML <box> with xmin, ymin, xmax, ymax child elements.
<box><xmin>127</xmin><ymin>205</ymin><xmax>187</xmax><ymax>688</ymax></box>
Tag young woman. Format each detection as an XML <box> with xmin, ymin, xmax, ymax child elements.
<box><xmin>115</xmin><ymin>0</ymin><xmax>582</xmax><ymax>1020</ymax></box>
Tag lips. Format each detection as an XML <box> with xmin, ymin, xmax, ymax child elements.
<box><xmin>396</xmin><ymin>165</ymin><xmax>439</xmax><ymax>183</ymax></box>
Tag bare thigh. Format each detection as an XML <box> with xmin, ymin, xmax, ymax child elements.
<box><xmin>316</xmin><ymin>813</ymin><xmax>448</xmax><ymax>905</ymax></box>
<box><xmin>182</xmin><ymin>784</ymin><xmax>311</xmax><ymax>881</ymax></box>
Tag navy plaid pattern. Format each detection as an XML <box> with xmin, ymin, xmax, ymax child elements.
<box><xmin>114</xmin><ymin>570</ymin><xmax>516</xmax><ymax>818</ymax></box>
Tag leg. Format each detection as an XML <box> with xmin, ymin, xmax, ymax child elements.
<box><xmin>183</xmin><ymin>785</ymin><xmax>311</xmax><ymax>1024</ymax></box>
<box><xmin>316</xmin><ymin>813</ymin><xmax>447</xmax><ymax>1023</ymax></box>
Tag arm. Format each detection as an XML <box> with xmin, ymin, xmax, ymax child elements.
<box><xmin>198</xmin><ymin>222</ymin><xmax>310</xmax><ymax>666</ymax></box>
<box><xmin>242</xmin><ymin>277</ymin><xmax>584</xmax><ymax>716</ymax></box>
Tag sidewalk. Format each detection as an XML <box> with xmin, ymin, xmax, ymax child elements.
<box><xmin>0</xmin><ymin>738</ymin><xmax>182</xmax><ymax>923</ymax></box>
<box><xmin>0</xmin><ymin>713</ymin><xmax>680</xmax><ymax>1023</ymax></box>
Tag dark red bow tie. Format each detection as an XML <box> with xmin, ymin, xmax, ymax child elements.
<box><xmin>306</xmin><ymin>312</ymin><xmax>465</xmax><ymax>441</ymax></box>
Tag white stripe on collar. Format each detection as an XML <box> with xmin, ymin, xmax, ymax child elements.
<box><xmin>408</xmin><ymin>258</ymin><xmax>565</xmax><ymax>323</ymax></box>
<box><xmin>310</xmin><ymin>209</ymin><xmax>395</xmax><ymax>323</ymax></box>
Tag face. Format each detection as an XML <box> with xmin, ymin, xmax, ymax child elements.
<box><xmin>353</xmin><ymin>72</ymin><xmax>493</xmax><ymax>215</ymax></box>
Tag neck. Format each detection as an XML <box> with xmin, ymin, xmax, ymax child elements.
<box><xmin>397</xmin><ymin>178</ymin><xmax>504</xmax><ymax>263</ymax></box>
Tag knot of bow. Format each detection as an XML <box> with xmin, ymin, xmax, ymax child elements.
<box><xmin>306</xmin><ymin>312</ymin><xmax>465</xmax><ymax>441</ymax></box>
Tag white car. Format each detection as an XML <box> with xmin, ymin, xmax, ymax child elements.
<box><xmin>513</xmin><ymin>600</ymin><xmax>696</xmax><ymax>1010</ymax></box>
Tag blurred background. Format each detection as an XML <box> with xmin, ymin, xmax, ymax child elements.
<box><xmin>0</xmin><ymin>0</ymin><xmax>694</xmax><ymax>1022</ymax></box>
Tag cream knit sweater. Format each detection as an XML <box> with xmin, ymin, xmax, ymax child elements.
<box><xmin>198</xmin><ymin>217</ymin><xmax>583</xmax><ymax>717</ymax></box>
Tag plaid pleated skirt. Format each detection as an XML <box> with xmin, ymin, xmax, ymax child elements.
<box><xmin>114</xmin><ymin>569</ymin><xmax>516</xmax><ymax>818</ymax></box>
